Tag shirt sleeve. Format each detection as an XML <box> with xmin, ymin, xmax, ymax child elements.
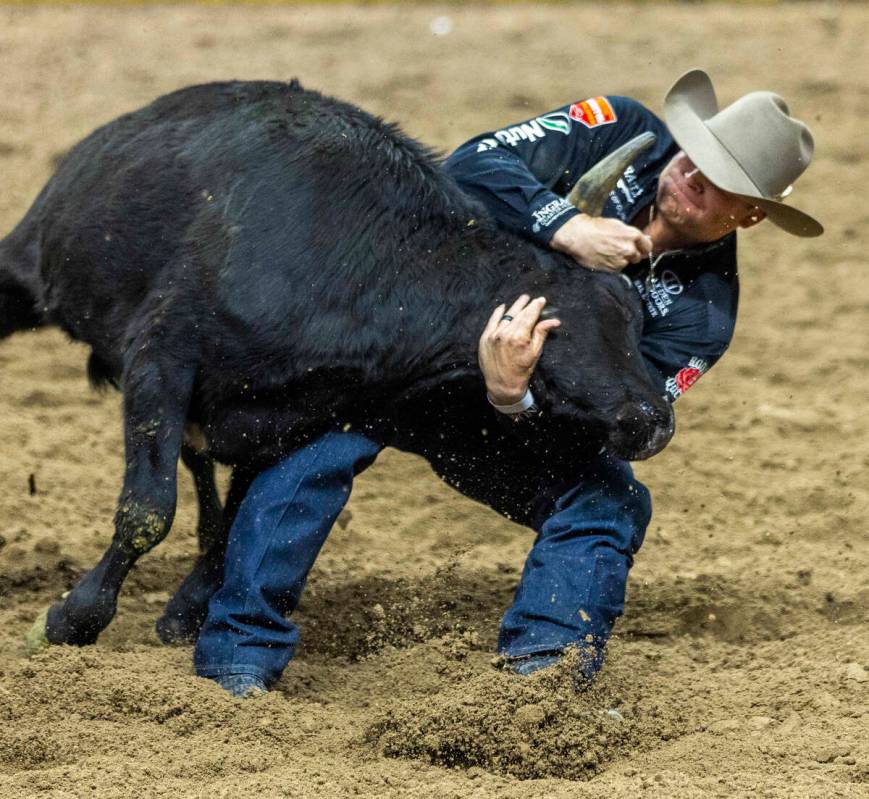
<box><xmin>443</xmin><ymin>119</ymin><xmax>580</xmax><ymax>247</ymax></box>
<box><xmin>443</xmin><ymin>96</ymin><xmax>672</xmax><ymax>247</ymax></box>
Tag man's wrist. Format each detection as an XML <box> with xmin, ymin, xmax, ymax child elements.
<box><xmin>487</xmin><ymin>387</ymin><xmax>537</xmax><ymax>415</ymax></box>
<box><xmin>549</xmin><ymin>213</ymin><xmax>586</xmax><ymax>252</ymax></box>
<box><xmin>485</xmin><ymin>384</ymin><xmax>526</xmax><ymax>406</ymax></box>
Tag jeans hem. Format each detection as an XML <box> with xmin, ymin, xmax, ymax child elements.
<box><xmin>499</xmin><ymin>642</ymin><xmax>569</xmax><ymax>660</ymax></box>
<box><xmin>195</xmin><ymin>663</ymin><xmax>274</xmax><ymax>681</ymax></box>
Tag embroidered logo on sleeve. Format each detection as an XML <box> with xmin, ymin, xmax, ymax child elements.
<box><xmin>487</xmin><ymin>112</ymin><xmax>573</xmax><ymax>148</ymax></box>
<box><xmin>531</xmin><ymin>197</ymin><xmax>574</xmax><ymax>233</ymax></box>
<box><xmin>569</xmin><ymin>97</ymin><xmax>618</xmax><ymax>129</ymax></box>
<box><xmin>665</xmin><ymin>357</ymin><xmax>709</xmax><ymax>399</ymax></box>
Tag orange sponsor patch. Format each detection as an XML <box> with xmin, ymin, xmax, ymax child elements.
<box><xmin>569</xmin><ymin>96</ymin><xmax>618</xmax><ymax>129</ymax></box>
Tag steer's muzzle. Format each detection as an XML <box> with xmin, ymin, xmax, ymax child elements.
<box><xmin>607</xmin><ymin>398</ymin><xmax>675</xmax><ymax>461</ymax></box>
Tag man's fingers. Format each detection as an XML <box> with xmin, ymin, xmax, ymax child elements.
<box><xmin>531</xmin><ymin>318</ymin><xmax>561</xmax><ymax>350</ymax></box>
<box><xmin>484</xmin><ymin>303</ymin><xmax>507</xmax><ymax>337</ymax></box>
<box><xmin>487</xmin><ymin>295</ymin><xmax>560</xmax><ymax>347</ymax></box>
<box><xmin>636</xmin><ymin>233</ymin><xmax>653</xmax><ymax>256</ymax></box>
<box><xmin>504</xmin><ymin>293</ymin><xmax>531</xmax><ymax>320</ymax></box>
<box><xmin>511</xmin><ymin>296</ymin><xmax>548</xmax><ymax>337</ymax></box>
<box><xmin>594</xmin><ymin>258</ymin><xmax>627</xmax><ymax>273</ymax></box>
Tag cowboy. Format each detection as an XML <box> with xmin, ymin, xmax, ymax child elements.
<box><xmin>193</xmin><ymin>69</ymin><xmax>821</xmax><ymax>697</ymax></box>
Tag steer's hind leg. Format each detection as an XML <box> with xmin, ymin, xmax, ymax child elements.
<box><xmin>156</xmin><ymin>465</ymin><xmax>257</xmax><ymax>644</ymax></box>
<box><xmin>180</xmin><ymin>440</ymin><xmax>223</xmax><ymax>553</ymax></box>
<box><xmin>30</xmin><ymin>323</ymin><xmax>198</xmax><ymax>648</ymax></box>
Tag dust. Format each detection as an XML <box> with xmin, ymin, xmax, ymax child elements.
<box><xmin>0</xmin><ymin>4</ymin><xmax>867</xmax><ymax>798</ymax></box>
<box><xmin>369</xmin><ymin>649</ymin><xmax>692</xmax><ymax>780</ymax></box>
<box><xmin>295</xmin><ymin>560</ymin><xmax>511</xmax><ymax>659</ymax></box>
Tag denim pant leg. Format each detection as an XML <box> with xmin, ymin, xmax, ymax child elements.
<box><xmin>194</xmin><ymin>430</ymin><xmax>382</xmax><ymax>687</ymax></box>
<box><xmin>498</xmin><ymin>454</ymin><xmax>651</xmax><ymax>678</ymax></box>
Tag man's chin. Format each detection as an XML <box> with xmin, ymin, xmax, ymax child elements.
<box><xmin>654</xmin><ymin>208</ymin><xmax>707</xmax><ymax>248</ymax></box>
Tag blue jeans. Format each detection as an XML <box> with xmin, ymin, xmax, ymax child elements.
<box><xmin>497</xmin><ymin>463</ymin><xmax>651</xmax><ymax>676</ymax></box>
<box><xmin>194</xmin><ymin>431</ymin><xmax>382</xmax><ymax>685</ymax></box>
<box><xmin>194</xmin><ymin>430</ymin><xmax>650</xmax><ymax>687</ymax></box>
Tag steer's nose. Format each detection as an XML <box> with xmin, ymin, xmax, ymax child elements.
<box><xmin>607</xmin><ymin>398</ymin><xmax>675</xmax><ymax>461</ymax></box>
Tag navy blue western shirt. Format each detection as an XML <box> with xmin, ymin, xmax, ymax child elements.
<box><xmin>443</xmin><ymin>95</ymin><xmax>739</xmax><ymax>402</ymax></box>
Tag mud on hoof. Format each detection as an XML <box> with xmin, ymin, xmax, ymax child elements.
<box><xmin>24</xmin><ymin>607</ymin><xmax>51</xmax><ymax>655</ymax></box>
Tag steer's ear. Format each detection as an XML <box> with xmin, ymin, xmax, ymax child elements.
<box><xmin>566</xmin><ymin>132</ymin><xmax>657</xmax><ymax>216</ymax></box>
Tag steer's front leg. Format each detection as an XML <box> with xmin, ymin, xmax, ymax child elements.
<box><xmin>28</xmin><ymin>322</ymin><xmax>197</xmax><ymax>649</ymax></box>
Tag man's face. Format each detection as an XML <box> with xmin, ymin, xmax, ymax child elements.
<box><xmin>656</xmin><ymin>151</ymin><xmax>764</xmax><ymax>245</ymax></box>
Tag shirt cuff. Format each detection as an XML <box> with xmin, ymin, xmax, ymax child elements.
<box><xmin>529</xmin><ymin>198</ymin><xmax>580</xmax><ymax>246</ymax></box>
<box><xmin>487</xmin><ymin>388</ymin><xmax>537</xmax><ymax>415</ymax></box>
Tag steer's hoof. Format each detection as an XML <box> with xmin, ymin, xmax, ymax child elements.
<box><xmin>155</xmin><ymin>614</ymin><xmax>200</xmax><ymax>646</ymax></box>
<box><xmin>25</xmin><ymin>607</ymin><xmax>51</xmax><ymax>655</ymax></box>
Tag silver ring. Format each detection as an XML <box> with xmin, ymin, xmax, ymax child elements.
<box><xmin>500</xmin><ymin>314</ymin><xmax>514</xmax><ymax>323</ymax></box>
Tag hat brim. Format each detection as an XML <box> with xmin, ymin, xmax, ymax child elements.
<box><xmin>663</xmin><ymin>69</ymin><xmax>823</xmax><ymax>238</ymax></box>
<box><xmin>745</xmin><ymin>195</ymin><xmax>824</xmax><ymax>238</ymax></box>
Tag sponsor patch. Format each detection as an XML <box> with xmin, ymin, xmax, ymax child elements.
<box><xmin>632</xmin><ymin>267</ymin><xmax>687</xmax><ymax>319</ymax></box>
<box><xmin>666</xmin><ymin>356</ymin><xmax>709</xmax><ymax>399</ymax></box>
<box><xmin>675</xmin><ymin>367</ymin><xmax>702</xmax><ymax>394</ymax></box>
<box><xmin>490</xmin><ymin>111</ymin><xmax>572</xmax><ymax>148</ymax></box>
<box><xmin>531</xmin><ymin>197</ymin><xmax>574</xmax><ymax>233</ymax></box>
<box><xmin>607</xmin><ymin>165</ymin><xmax>644</xmax><ymax>219</ymax></box>
<box><xmin>536</xmin><ymin>111</ymin><xmax>572</xmax><ymax>136</ymax></box>
<box><xmin>569</xmin><ymin>96</ymin><xmax>617</xmax><ymax>129</ymax></box>
<box><xmin>659</xmin><ymin>269</ymin><xmax>684</xmax><ymax>296</ymax></box>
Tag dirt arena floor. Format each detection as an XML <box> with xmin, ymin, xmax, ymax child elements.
<box><xmin>0</xmin><ymin>3</ymin><xmax>866</xmax><ymax>797</ymax></box>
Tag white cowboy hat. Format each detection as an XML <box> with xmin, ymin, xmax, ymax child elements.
<box><xmin>663</xmin><ymin>69</ymin><xmax>823</xmax><ymax>237</ymax></box>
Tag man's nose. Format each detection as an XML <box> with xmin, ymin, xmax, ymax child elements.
<box><xmin>683</xmin><ymin>164</ymin><xmax>705</xmax><ymax>193</ymax></box>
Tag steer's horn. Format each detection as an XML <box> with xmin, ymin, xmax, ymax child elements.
<box><xmin>566</xmin><ymin>132</ymin><xmax>657</xmax><ymax>216</ymax></box>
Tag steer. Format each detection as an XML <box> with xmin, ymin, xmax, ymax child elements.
<box><xmin>0</xmin><ymin>80</ymin><xmax>673</xmax><ymax>650</ymax></box>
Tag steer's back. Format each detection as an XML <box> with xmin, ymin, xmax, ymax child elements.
<box><xmin>2</xmin><ymin>80</ymin><xmax>497</xmax><ymax>464</ymax></box>
<box><xmin>5</xmin><ymin>79</ymin><xmax>477</xmax><ymax>379</ymax></box>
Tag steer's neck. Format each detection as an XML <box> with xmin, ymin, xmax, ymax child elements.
<box><xmin>397</xmin><ymin>227</ymin><xmax>568</xmax><ymax>385</ymax></box>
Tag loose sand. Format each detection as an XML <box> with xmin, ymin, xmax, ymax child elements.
<box><xmin>0</xmin><ymin>4</ymin><xmax>866</xmax><ymax>797</ymax></box>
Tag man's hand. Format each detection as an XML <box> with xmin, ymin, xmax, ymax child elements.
<box><xmin>479</xmin><ymin>295</ymin><xmax>561</xmax><ymax>405</ymax></box>
<box><xmin>551</xmin><ymin>213</ymin><xmax>652</xmax><ymax>272</ymax></box>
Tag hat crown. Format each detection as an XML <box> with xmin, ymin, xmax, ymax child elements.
<box><xmin>705</xmin><ymin>91</ymin><xmax>814</xmax><ymax>197</ymax></box>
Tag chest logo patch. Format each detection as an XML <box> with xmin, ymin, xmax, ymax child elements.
<box><xmin>569</xmin><ymin>96</ymin><xmax>618</xmax><ymax>129</ymax></box>
<box><xmin>660</xmin><ymin>269</ymin><xmax>684</xmax><ymax>296</ymax></box>
<box><xmin>666</xmin><ymin>356</ymin><xmax>710</xmax><ymax>399</ymax></box>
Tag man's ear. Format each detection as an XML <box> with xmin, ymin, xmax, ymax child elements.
<box><xmin>739</xmin><ymin>208</ymin><xmax>767</xmax><ymax>229</ymax></box>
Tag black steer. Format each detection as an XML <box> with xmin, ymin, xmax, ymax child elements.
<box><xmin>0</xmin><ymin>80</ymin><xmax>673</xmax><ymax>649</ymax></box>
